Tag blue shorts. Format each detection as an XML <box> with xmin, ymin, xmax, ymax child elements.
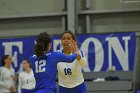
<box><xmin>137</xmin><ymin>90</ymin><xmax>140</xmax><ymax>93</ymax></box>
<box><xmin>58</xmin><ymin>82</ymin><xmax>87</xmax><ymax>93</ymax></box>
<box><xmin>34</xmin><ymin>88</ymin><xmax>57</xmax><ymax>93</ymax></box>
<box><xmin>21</xmin><ymin>89</ymin><xmax>34</xmax><ymax>93</ymax></box>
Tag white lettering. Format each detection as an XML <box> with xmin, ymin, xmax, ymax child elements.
<box><xmin>2</xmin><ymin>42</ymin><xmax>23</xmax><ymax>67</ymax></box>
<box><xmin>81</xmin><ymin>37</ymin><xmax>104</xmax><ymax>72</ymax></box>
<box><xmin>106</xmin><ymin>36</ymin><xmax>130</xmax><ymax>71</ymax></box>
<box><xmin>53</xmin><ymin>39</ymin><xmax>62</xmax><ymax>51</ymax></box>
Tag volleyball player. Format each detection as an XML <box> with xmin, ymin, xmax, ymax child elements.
<box><xmin>0</xmin><ymin>55</ymin><xmax>16</xmax><ymax>93</ymax></box>
<box><xmin>18</xmin><ymin>59</ymin><xmax>35</xmax><ymax>93</ymax></box>
<box><xmin>57</xmin><ymin>31</ymin><xmax>87</xmax><ymax>93</ymax></box>
<box><xmin>29</xmin><ymin>32</ymin><xmax>80</xmax><ymax>93</ymax></box>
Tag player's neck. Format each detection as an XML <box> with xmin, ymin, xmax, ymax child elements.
<box><xmin>4</xmin><ymin>64</ymin><xmax>11</xmax><ymax>69</ymax></box>
<box><xmin>25</xmin><ymin>68</ymin><xmax>31</xmax><ymax>73</ymax></box>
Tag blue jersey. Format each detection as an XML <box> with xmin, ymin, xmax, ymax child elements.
<box><xmin>29</xmin><ymin>51</ymin><xmax>77</xmax><ymax>92</ymax></box>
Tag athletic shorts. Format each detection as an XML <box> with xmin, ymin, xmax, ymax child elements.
<box><xmin>58</xmin><ymin>82</ymin><xmax>87</xmax><ymax>93</ymax></box>
<box><xmin>34</xmin><ymin>88</ymin><xmax>57</xmax><ymax>93</ymax></box>
<box><xmin>21</xmin><ymin>89</ymin><xmax>34</xmax><ymax>93</ymax></box>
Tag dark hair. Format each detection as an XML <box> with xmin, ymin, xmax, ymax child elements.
<box><xmin>1</xmin><ymin>55</ymin><xmax>10</xmax><ymax>66</ymax></box>
<box><xmin>34</xmin><ymin>32</ymin><xmax>51</xmax><ymax>57</ymax></box>
<box><xmin>61</xmin><ymin>31</ymin><xmax>77</xmax><ymax>41</ymax></box>
<box><xmin>61</xmin><ymin>31</ymin><xmax>78</xmax><ymax>47</ymax></box>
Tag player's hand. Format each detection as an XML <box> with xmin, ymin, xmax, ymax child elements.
<box><xmin>9</xmin><ymin>86</ymin><xmax>15</xmax><ymax>92</ymax></box>
<box><xmin>69</xmin><ymin>40</ymin><xmax>81</xmax><ymax>60</ymax></box>
<box><xmin>69</xmin><ymin>40</ymin><xmax>77</xmax><ymax>53</ymax></box>
<box><xmin>12</xmin><ymin>75</ymin><xmax>16</xmax><ymax>81</ymax></box>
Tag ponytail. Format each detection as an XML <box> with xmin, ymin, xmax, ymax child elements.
<box><xmin>34</xmin><ymin>43</ymin><xmax>46</xmax><ymax>57</ymax></box>
<box><xmin>34</xmin><ymin>32</ymin><xmax>51</xmax><ymax>57</ymax></box>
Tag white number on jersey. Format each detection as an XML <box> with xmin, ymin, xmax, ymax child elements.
<box><xmin>35</xmin><ymin>60</ymin><xmax>46</xmax><ymax>73</ymax></box>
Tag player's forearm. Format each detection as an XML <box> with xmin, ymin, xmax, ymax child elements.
<box><xmin>76</xmin><ymin>54</ymin><xmax>81</xmax><ymax>61</ymax></box>
<box><xmin>77</xmin><ymin>57</ymin><xmax>87</xmax><ymax>67</ymax></box>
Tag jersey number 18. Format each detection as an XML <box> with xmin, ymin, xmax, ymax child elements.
<box><xmin>35</xmin><ymin>60</ymin><xmax>46</xmax><ymax>73</ymax></box>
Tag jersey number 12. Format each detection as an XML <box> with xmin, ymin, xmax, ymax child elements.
<box><xmin>35</xmin><ymin>60</ymin><xmax>46</xmax><ymax>73</ymax></box>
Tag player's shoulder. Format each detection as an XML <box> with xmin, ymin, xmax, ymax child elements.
<box><xmin>19</xmin><ymin>71</ymin><xmax>25</xmax><ymax>76</ymax></box>
<box><xmin>11</xmin><ymin>67</ymin><xmax>15</xmax><ymax>72</ymax></box>
<box><xmin>78</xmin><ymin>49</ymin><xmax>85</xmax><ymax>57</ymax></box>
<box><xmin>30</xmin><ymin>55</ymin><xmax>37</xmax><ymax>58</ymax></box>
<box><xmin>52</xmin><ymin>50</ymin><xmax>62</xmax><ymax>54</ymax></box>
<box><xmin>29</xmin><ymin>55</ymin><xmax>37</xmax><ymax>60</ymax></box>
<box><xmin>0</xmin><ymin>67</ymin><xmax>7</xmax><ymax>73</ymax></box>
<box><xmin>0</xmin><ymin>67</ymin><xmax>4</xmax><ymax>75</ymax></box>
<box><xmin>77</xmin><ymin>49</ymin><xmax>84</xmax><ymax>54</ymax></box>
<box><xmin>54</xmin><ymin>50</ymin><xmax>62</xmax><ymax>53</ymax></box>
<box><xmin>78</xmin><ymin>49</ymin><xmax>84</xmax><ymax>52</ymax></box>
<box><xmin>0</xmin><ymin>67</ymin><xmax>3</xmax><ymax>72</ymax></box>
<box><xmin>0</xmin><ymin>67</ymin><xmax>2</xmax><ymax>70</ymax></box>
<box><xmin>0</xmin><ymin>67</ymin><xmax>5</xmax><ymax>70</ymax></box>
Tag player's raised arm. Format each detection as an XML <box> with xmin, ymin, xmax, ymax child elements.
<box><xmin>68</xmin><ymin>38</ymin><xmax>87</xmax><ymax>66</ymax></box>
<box><xmin>54</xmin><ymin>52</ymin><xmax>77</xmax><ymax>63</ymax></box>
